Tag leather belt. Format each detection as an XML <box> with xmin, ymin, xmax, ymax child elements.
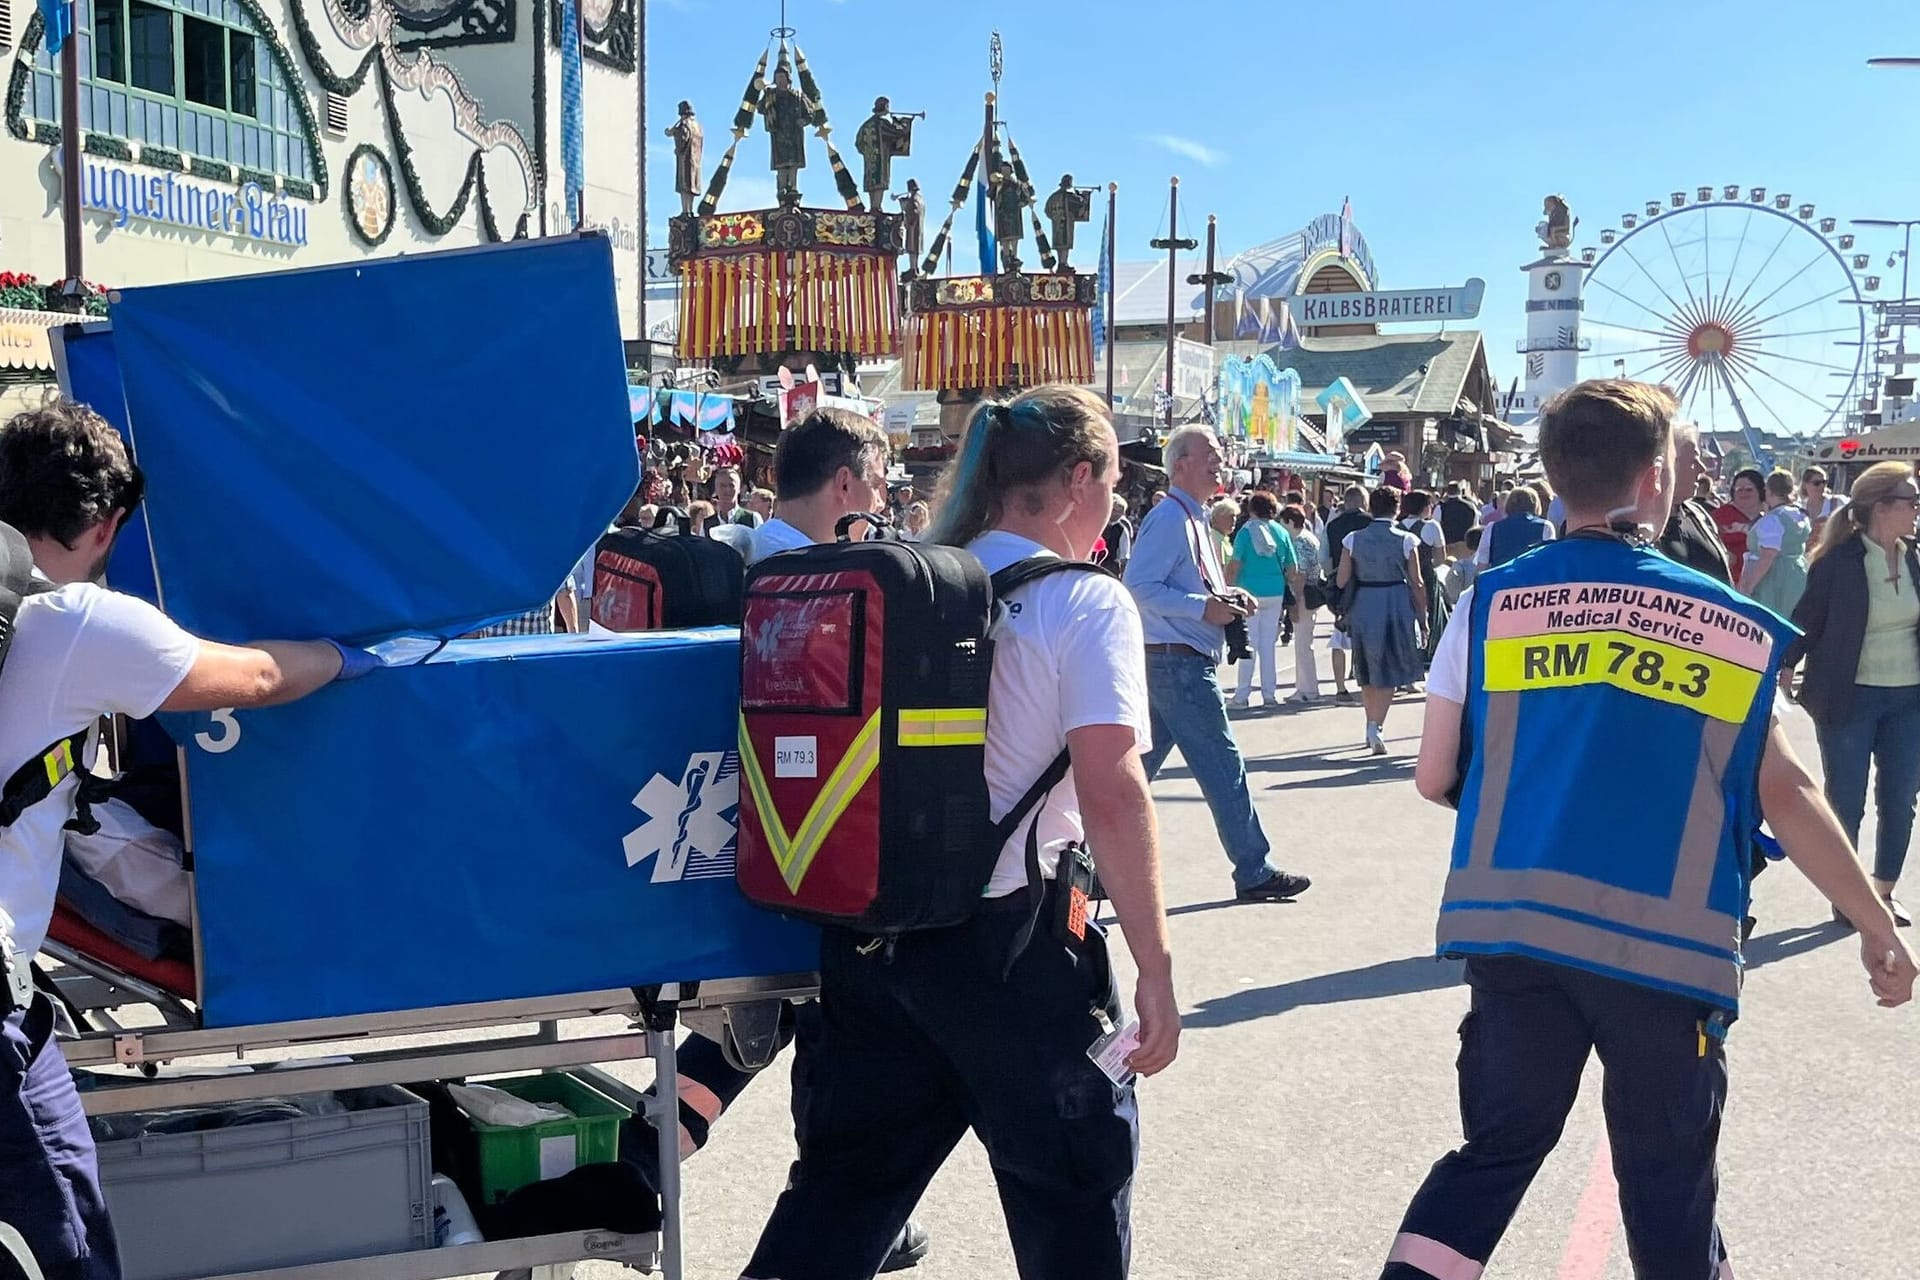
<box><xmin>1144</xmin><ymin>642</ymin><xmax>1210</xmax><ymax>659</ymax></box>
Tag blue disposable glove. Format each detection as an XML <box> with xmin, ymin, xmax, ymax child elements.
<box><xmin>325</xmin><ymin>639</ymin><xmax>382</xmax><ymax>681</ymax></box>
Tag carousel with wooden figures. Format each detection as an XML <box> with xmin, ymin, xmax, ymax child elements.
<box><xmin>902</xmin><ymin>40</ymin><xmax>1098</xmax><ymax>444</ymax></box>
<box><xmin>666</xmin><ymin>21</ymin><xmax>908</xmax><ymax>383</ymax></box>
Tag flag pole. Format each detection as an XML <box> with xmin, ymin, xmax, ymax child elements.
<box><xmin>1104</xmin><ymin>182</ymin><xmax>1117</xmax><ymax>409</ymax></box>
<box><xmin>58</xmin><ymin>1</ymin><xmax>84</xmax><ymax>311</ymax></box>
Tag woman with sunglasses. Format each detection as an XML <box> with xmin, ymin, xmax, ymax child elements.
<box><xmin>1801</xmin><ymin>466</ymin><xmax>1846</xmax><ymax>540</ymax></box>
<box><xmin>1784</xmin><ymin>461</ymin><xmax>1920</xmax><ymax>926</ymax></box>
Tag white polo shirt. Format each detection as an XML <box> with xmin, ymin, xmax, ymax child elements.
<box><xmin>968</xmin><ymin>531</ymin><xmax>1152</xmax><ymax>896</ymax></box>
<box><xmin>0</xmin><ymin>581</ymin><xmax>197</xmax><ymax>959</ymax></box>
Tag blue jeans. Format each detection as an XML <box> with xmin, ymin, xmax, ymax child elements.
<box><xmin>1140</xmin><ymin>650</ymin><xmax>1279</xmax><ymax>890</ymax></box>
<box><xmin>1814</xmin><ymin>683</ymin><xmax>1920</xmax><ymax>884</ymax></box>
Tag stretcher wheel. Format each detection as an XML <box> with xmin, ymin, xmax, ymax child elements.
<box><xmin>718</xmin><ymin>1000</ymin><xmax>789</xmax><ymax>1073</ymax></box>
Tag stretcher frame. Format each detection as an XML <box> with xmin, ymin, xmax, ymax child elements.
<box><xmin>48</xmin><ymin>959</ymin><xmax>818</xmax><ymax>1280</ymax></box>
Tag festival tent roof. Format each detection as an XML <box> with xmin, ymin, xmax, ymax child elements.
<box><xmin>1109</xmin><ymin>225</ymin><xmax>1360</xmax><ymax>329</ymax></box>
<box><xmin>1265</xmin><ymin>331</ymin><xmax>1488</xmax><ymax>420</ymax></box>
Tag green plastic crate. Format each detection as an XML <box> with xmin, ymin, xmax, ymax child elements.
<box><xmin>465</xmin><ymin>1073</ymin><xmax>631</xmax><ymax>1206</ymax></box>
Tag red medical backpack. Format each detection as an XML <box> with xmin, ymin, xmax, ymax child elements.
<box><xmin>735</xmin><ymin>526</ymin><xmax>1096</xmax><ymax>933</ymax></box>
<box><xmin>591</xmin><ymin>509</ymin><xmax>744</xmax><ymax>632</ymax></box>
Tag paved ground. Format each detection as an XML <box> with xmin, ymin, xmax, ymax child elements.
<box><xmin>577</xmin><ymin>633</ymin><xmax>1919</xmax><ymax>1280</ymax></box>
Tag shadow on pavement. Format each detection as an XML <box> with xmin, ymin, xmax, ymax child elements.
<box><xmin>1262</xmin><ymin>759</ymin><xmax>1415</xmax><ymax>791</ymax></box>
<box><xmin>1746</xmin><ymin>921</ymin><xmax>1854</xmax><ymax>970</ymax></box>
<box><xmin>1185</xmin><ymin>955</ymin><xmax>1465</xmax><ymax>1027</ymax></box>
<box><xmin>1164</xmin><ymin>897</ymin><xmax>1275</xmax><ymax>918</ymax></box>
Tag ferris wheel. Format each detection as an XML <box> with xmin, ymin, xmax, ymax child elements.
<box><xmin>1577</xmin><ymin>188</ymin><xmax>1875</xmax><ymax>451</ymax></box>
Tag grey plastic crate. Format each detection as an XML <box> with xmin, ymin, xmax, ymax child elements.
<box><xmin>95</xmin><ymin>1085</ymin><xmax>433</xmax><ymax>1280</ymax></box>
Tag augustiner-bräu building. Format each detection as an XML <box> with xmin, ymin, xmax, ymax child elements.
<box><xmin>0</xmin><ymin>0</ymin><xmax>644</xmax><ymax>411</ymax></box>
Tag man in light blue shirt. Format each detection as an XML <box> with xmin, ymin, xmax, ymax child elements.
<box><xmin>1124</xmin><ymin>426</ymin><xmax>1313</xmax><ymax>903</ymax></box>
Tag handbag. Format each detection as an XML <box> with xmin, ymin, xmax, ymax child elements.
<box><xmin>1304</xmin><ymin>577</ymin><xmax>1330</xmax><ymax>611</ymax></box>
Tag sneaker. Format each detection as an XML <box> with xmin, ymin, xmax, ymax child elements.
<box><xmin>1367</xmin><ymin>723</ymin><xmax>1388</xmax><ymax>756</ymax></box>
<box><xmin>881</xmin><ymin>1220</ymin><xmax>931</xmax><ymax>1272</ymax></box>
<box><xmin>1226</xmin><ymin>696</ymin><xmax>1250</xmax><ymax>709</ymax></box>
<box><xmin>1335</xmin><ymin>689</ymin><xmax>1356</xmax><ymax>704</ymax></box>
<box><xmin>1236</xmin><ymin>871</ymin><xmax>1313</xmax><ymax>902</ymax></box>
<box><xmin>1886</xmin><ymin>895</ymin><xmax>1913</xmax><ymax>928</ymax></box>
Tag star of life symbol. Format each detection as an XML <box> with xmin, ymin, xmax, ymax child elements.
<box><xmin>623</xmin><ymin>751</ymin><xmax>740</xmax><ymax>883</ymax></box>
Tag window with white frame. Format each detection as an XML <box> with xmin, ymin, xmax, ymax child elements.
<box><xmin>24</xmin><ymin>0</ymin><xmax>316</xmax><ymax>183</ymax></box>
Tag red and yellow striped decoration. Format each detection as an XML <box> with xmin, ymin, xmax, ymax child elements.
<box><xmin>900</xmin><ymin>305</ymin><xmax>1095</xmax><ymax>392</ymax></box>
<box><xmin>675</xmin><ymin>250</ymin><xmax>902</xmax><ymax>360</ymax></box>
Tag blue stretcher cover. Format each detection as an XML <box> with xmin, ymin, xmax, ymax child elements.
<box><xmin>80</xmin><ymin>238</ymin><xmax>816</xmax><ymax>1023</ymax></box>
<box><xmin>50</xmin><ymin>323</ymin><xmax>160</xmax><ymax>607</ymax></box>
<box><xmin>106</xmin><ymin>236</ymin><xmax>637</xmax><ymax>644</ymax></box>
<box><xmin>167</xmin><ymin>629</ymin><xmax>817</xmax><ymax>1027</ymax></box>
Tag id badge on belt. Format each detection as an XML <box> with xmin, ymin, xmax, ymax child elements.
<box><xmin>1087</xmin><ymin>1010</ymin><xmax>1140</xmax><ymax>1086</ymax></box>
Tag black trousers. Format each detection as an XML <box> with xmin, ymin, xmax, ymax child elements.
<box><xmin>1</xmin><ymin>994</ymin><xmax>120</xmax><ymax>1280</ymax></box>
<box><xmin>743</xmin><ymin>889</ymin><xmax>1138</xmax><ymax>1280</ymax></box>
<box><xmin>1383</xmin><ymin>956</ymin><xmax>1729</xmax><ymax>1280</ymax></box>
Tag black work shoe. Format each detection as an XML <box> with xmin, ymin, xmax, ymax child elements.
<box><xmin>1236</xmin><ymin>871</ymin><xmax>1312</xmax><ymax>902</ymax></box>
<box><xmin>880</xmin><ymin>1220</ymin><xmax>931</xmax><ymax>1273</ymax></box>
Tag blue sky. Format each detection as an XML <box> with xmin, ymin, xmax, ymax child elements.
<box><xmin>644</xmin><ymin>0</ymin><xmax>1919</xmax><ymax>415</ymax></box>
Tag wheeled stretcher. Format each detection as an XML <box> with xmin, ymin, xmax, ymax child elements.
<box><xmin>37</xmin><ymin>237</ymin><xmax>820</xmax><ymax>1280</ymax></box>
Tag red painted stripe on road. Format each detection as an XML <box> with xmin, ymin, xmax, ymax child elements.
<box><xmin>1554</xmin><ymin>1136</ymin><xmax>1619</xmax><ymax>1280</ymax></box>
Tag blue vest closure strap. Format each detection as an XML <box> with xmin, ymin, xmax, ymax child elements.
<box><xmin>1439</xmin><ymin>538</ymin><xmax>1799</xmax><ymax>1012</ymax></box>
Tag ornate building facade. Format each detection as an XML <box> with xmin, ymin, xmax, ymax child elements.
<box><xmin>0</xmin><ymin>0</ymin><xmax>642</xmax><ymax>333</ymax></box>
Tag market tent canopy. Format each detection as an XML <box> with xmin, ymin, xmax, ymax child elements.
<box><xmin>1809</xmin><ymin>423</ymin><xmax>1920</xmax><ymax>464</ymax></box>
<box><xmin>0</xmin><ymin>307</ymin><xmax>60</xmax><ymax>372</ymax></box>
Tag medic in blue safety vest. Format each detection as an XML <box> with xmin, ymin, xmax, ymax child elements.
<box><xmin>1380</xmin><ymin>380</ymin><xmax>1917</xmax><ymax>1280</ymax></box>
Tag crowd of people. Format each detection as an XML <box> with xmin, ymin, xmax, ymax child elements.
<box><xmin>610</xmin><ymin>426</ymin><xmax>1920</xmax><ymax>942</ymax></box>
<box><xmin>5</xmin><ymin>378</ymin><xmax>1920</xmax><ymax>1280</ymax></box>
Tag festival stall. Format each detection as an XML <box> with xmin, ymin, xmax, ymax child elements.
<box><xmin>667</xmin><ymin>29</ymin><xmax>904</xmax><ymax>375</ymax></box>
<box><xmin>899</xmin><ymin>79</ymin><xmax>1096</xmax><ymax>434</ymax></box>
<box><xmin>44</xmin><ymin>236</ymin><xmax>815</xmax><ymax>1280</ymax></box>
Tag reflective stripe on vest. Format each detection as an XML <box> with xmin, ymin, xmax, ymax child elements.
<box><xmin>1440</xmin><ymin>544</ymin><xmax>1791</xmax><ymax>1010</ymax></box>
<box><xmin>896</xmin><ymin>707</ymin><xmax>987</xmax><ymax>748</ymax></box>
<box><xmin>738</xmin><ymin>709</ymin><xmax>883</xmax><ymax>893</ymax></box>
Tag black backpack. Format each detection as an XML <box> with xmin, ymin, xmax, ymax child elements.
<box><xmin>591</xmin><ymin>508</ymin><xmax>745</xmax><ymax>632</ymax></box>
<box><xmin>0</xmin><ymin>522</ymin><xmax>105</xmax><ymax>837</ymax></box>
<box><xmin>736</xmin><ymin>520</ymin><xmax>1100</xmax><ymax>937</ymax></box>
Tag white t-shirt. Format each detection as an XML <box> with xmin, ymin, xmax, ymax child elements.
<box><xmin>968</xmin><ymin>530</ymin><xmax>1151</xmax><ymax>897</ymax></box>
<box><xmin>748</xmin><ymin>517</ymin><xmax>813</xmax><ymax>565</ymax></box>
<box><xmin>1</xmin><ymin>582</ymin><xmax>198</xmax><ymax>959</ymax></box>
<box><xmin>1427</xmin><ymin>585</ymin><xmax>1474</xmax><ymax>704</ymax></box>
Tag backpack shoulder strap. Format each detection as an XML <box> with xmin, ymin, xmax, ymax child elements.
<box><xmin>988</xmin><ymin>555</ymin><xmax>1106</xmax><ymax>597</ymax></box>
<box><xmin>0</xmin><ymin>730</ymin><xmax>98</xmax><ymax>832</ymax></box>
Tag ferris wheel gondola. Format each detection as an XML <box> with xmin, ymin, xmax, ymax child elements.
<box><xmin>1577</xmin><ymin>190</ymin><xmax>1872</xmax><ymax>462</ymax></box>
